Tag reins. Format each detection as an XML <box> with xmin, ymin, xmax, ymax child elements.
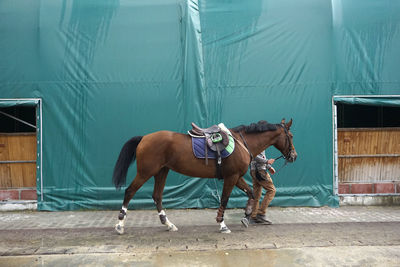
<box><xmin>272</xmin><ymin>155</ymin><xmax>289</xmax><ymax>174</ymax></box>
<box><xmin>231</xmin><ymin>132</ymin><xmax>253</xmax><ymax>164</ymax></box>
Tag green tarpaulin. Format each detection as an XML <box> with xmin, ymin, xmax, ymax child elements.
<box><xmin>1</xmin><ymin>0</ymin><xmax>400</xmax><ymax>210</ymax></box>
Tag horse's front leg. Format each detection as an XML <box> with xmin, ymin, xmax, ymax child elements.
<box><xmin>216</xmin><ymin>175</ymin><xmax>238</xmax><ymax>234</ymax></box>
<box><xmin>235</xmin><ymin>176</ymin><xmax>255</xmax><ymax>217</ymax></box>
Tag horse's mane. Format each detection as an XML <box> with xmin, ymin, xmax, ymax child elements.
<box><xmin>231</xmin><ymin>120</ymin><xmax>278</xmax><ymax>133</ymax></box>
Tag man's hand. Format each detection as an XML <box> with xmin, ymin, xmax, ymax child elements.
<box><xmin>267</xmin><ymin>159</ymin><xmax>275</xmax><ymax>165</ymax></box>
<box><xmin>269</xmin><ymin>167</ymin><xmax>276</xmax><ymax>175</ymax></box>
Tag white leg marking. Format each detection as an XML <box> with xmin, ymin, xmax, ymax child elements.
<box><xmin>158</xmin><ymin>210</ymin><xmax>166</xmax><ymax>216</ymax></box>
<box><xmin>115</xmin><ymin>218</ymin><xmax>125</xmax><ymax>234</ymax></box>
<box><xmin>118</xmin><ymin>217</ymin><xmax>126</xmax><ymax>227</ymax></box>
<box><xmin>165</xmin><ymin>217</ymin><xmax>178</xmax><ymax>231</ymax></box>
<box><xmin>159</xmin><ymin>210</ymin><xmax>178</xmax><ymax>231</ymax></box>
<box><xmin>219</xmin><ymin>220</ymin><xmax>231</xmax><ymax>234</ymax></box>
<box><xmin>115</xmin><ymin>206</ymin><xmax>127</xmax><ymax>235</ymax></box>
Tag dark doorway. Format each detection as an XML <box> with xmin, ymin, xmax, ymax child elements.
<box><xmin>337</xmin><ymin>103</ymin><xmax>400</xmax><ymax>128</ymax></box>
<box><xmin>0</xmin><ymin>106</ymin><xmax>36</xmax><ymax>133</ymax></box>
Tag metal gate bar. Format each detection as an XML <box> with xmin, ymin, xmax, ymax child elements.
<box><xmin>0</xmin><ymin>160</ymin><xmax>36</xmax><ymax>164</ymax></box>
<box><xmin>339</xmin><ymin>154</ymin><xmax>400</xmax><ymax>158</ymax></box>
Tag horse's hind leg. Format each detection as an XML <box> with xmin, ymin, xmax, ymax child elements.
<box><xmin>152</xmin><ymin>167</ymin><xmax>178</xmax><ymax>231</ymax></box>
<box><xmin>115</xmin><ymin>174</ymin><xmax>151</xmax><ymax>234</ymax></box>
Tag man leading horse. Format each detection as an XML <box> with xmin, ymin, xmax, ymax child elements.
<box><xmin>242</xmin><ymin>150</ymin><xmax>277</xmax><ymax>227</ymax></box>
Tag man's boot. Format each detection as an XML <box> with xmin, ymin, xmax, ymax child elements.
<box><xmin>256</xmin><ymin>214</ymin><xmax>272</xmax><ymax>225</ymax></box>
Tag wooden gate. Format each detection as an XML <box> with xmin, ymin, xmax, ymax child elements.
<box><xmin>0</xmin><ymin>133</ymin><xmax>37</xmax><ymax>200</ymax></box>
<box><xmin>338</xmin><ymin>128</ymin><xmax>400</xmax><ymax>194</ymax></box>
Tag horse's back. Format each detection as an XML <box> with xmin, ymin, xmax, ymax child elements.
<box><xmin>141</xmin><ymin>130</ymin><xmax>187</xmax><ymax>145</ymax></box>
<box><xmin>136</xmin><ymin>130</ymin><xmax>189</xmax><ymax>158</ymax></box>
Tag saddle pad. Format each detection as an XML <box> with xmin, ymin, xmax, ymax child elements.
<box><xmin>191</xmin><ymin>133</ymin><xmax>235</xmax><ymax>159</ymax></box>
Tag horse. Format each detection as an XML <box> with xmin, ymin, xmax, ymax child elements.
<box><xmin>112</xmin><ymin>118</ymin><xmax>297</xmax><ymax>234</ymax></box>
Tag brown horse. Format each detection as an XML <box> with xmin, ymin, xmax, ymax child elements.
<box><xmin>113</xmin><ymin>119</ymin><xmax>297</xmax><ymax>234</ymax></box>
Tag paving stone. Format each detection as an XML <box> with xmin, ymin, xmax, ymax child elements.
<box><xmin>0</xmin><ymin>206</ymin><xmax>399</xmax><ymax>230</ymax></box>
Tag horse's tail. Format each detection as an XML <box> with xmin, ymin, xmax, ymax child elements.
<box><xmin>112</xmin><ymin>136</ymin><xmax>143</xmax><ymax>190</ymax></box>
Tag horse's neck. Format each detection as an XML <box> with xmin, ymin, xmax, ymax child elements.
<box><xmin>242</xmin><ymin>130</ymin><xmax>280</xmax><ymax>156</ymax></box>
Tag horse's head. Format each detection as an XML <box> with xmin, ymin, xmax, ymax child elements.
<box><xmin>274</xmin><ymin>118</ymin><xmax>297</xmax><ymax>163</ymax></box>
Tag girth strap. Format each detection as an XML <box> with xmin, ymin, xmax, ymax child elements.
<box><xmin>205</xmin><ymin>141</ymin><xmax>208</xmax><ymax>165</ymax></box>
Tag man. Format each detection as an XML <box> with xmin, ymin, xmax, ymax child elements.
<box><xmin>242</xmin><ymin>150</ymin><xmax>276</xmax><ymax>227</ymax></box>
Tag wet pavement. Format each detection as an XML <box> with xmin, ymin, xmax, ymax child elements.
<box><xmin>1</xmin><ymin>206</ymin><xmax>400</xmax><ymax>266</ymax></box>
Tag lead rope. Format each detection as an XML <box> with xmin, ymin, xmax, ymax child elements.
<box><xmin>274</xmin><ymin>160</ymin><xmax>288</xmax><ymax>174</ymax></box>
<box><xmin>272</xmin><ymin>155</ymin><xmax>288</xmax><ymax>174</ymax></box>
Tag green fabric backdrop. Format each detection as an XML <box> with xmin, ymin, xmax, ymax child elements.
<box><xmin>1</xmin><ymin>0</ymin><xmax>400</xmax><ymax>210</ymax></box>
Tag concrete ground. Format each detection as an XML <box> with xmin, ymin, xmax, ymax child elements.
<box><xmin>0</xmin><ymin>206</ymin><xmax>400</xmax><ymax>266</ymax></box>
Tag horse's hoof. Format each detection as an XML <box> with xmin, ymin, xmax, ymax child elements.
<box><xmin>168</xmin><ymin>224</ymin><xmax>178</xmax><ymax>232</ymax></box>
<box><xmin>241</xmin><ymin>217</ymin><xmax>249</xmax><ymax>228</ymax></box>
<box><xmin>115</xmin><ymin>224</ymin><xmax>124</xmax><ymax>235</ymax></box>
<box><xmin>220</xmin><ymin>227</ymin><xmax>231</xmax><ymax>234</ymax></box>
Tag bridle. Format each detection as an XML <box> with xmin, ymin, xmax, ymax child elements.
<box><xmin>274</xmin><ymin>124</ymin><xmax>294</xmax><ymax>170</ymax></box>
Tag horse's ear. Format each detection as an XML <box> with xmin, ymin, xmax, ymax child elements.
<box><xmin>281</xmin><ymin>118</ymin><xmax>286</xmax><ymax>124</ymax></box>
<box><xmin>286</xmin><ymin>118</ymin><xmax>293</xmax><ymax>129</ymax></box>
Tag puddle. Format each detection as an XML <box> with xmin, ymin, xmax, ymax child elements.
<box><xmin>154</xmin><ymin>249</ymin><xmax>300</xmax><ymax>267</ymax></box>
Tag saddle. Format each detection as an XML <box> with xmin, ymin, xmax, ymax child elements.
<box><xmin>189</xmin><ymin>122</ymin><xmax>232</xmax><ymax>179</ymax></box>
<box><xmin>190</xmin><ymin>122</ymin><xmax>230</xmax><ymax>151</ymax></box>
